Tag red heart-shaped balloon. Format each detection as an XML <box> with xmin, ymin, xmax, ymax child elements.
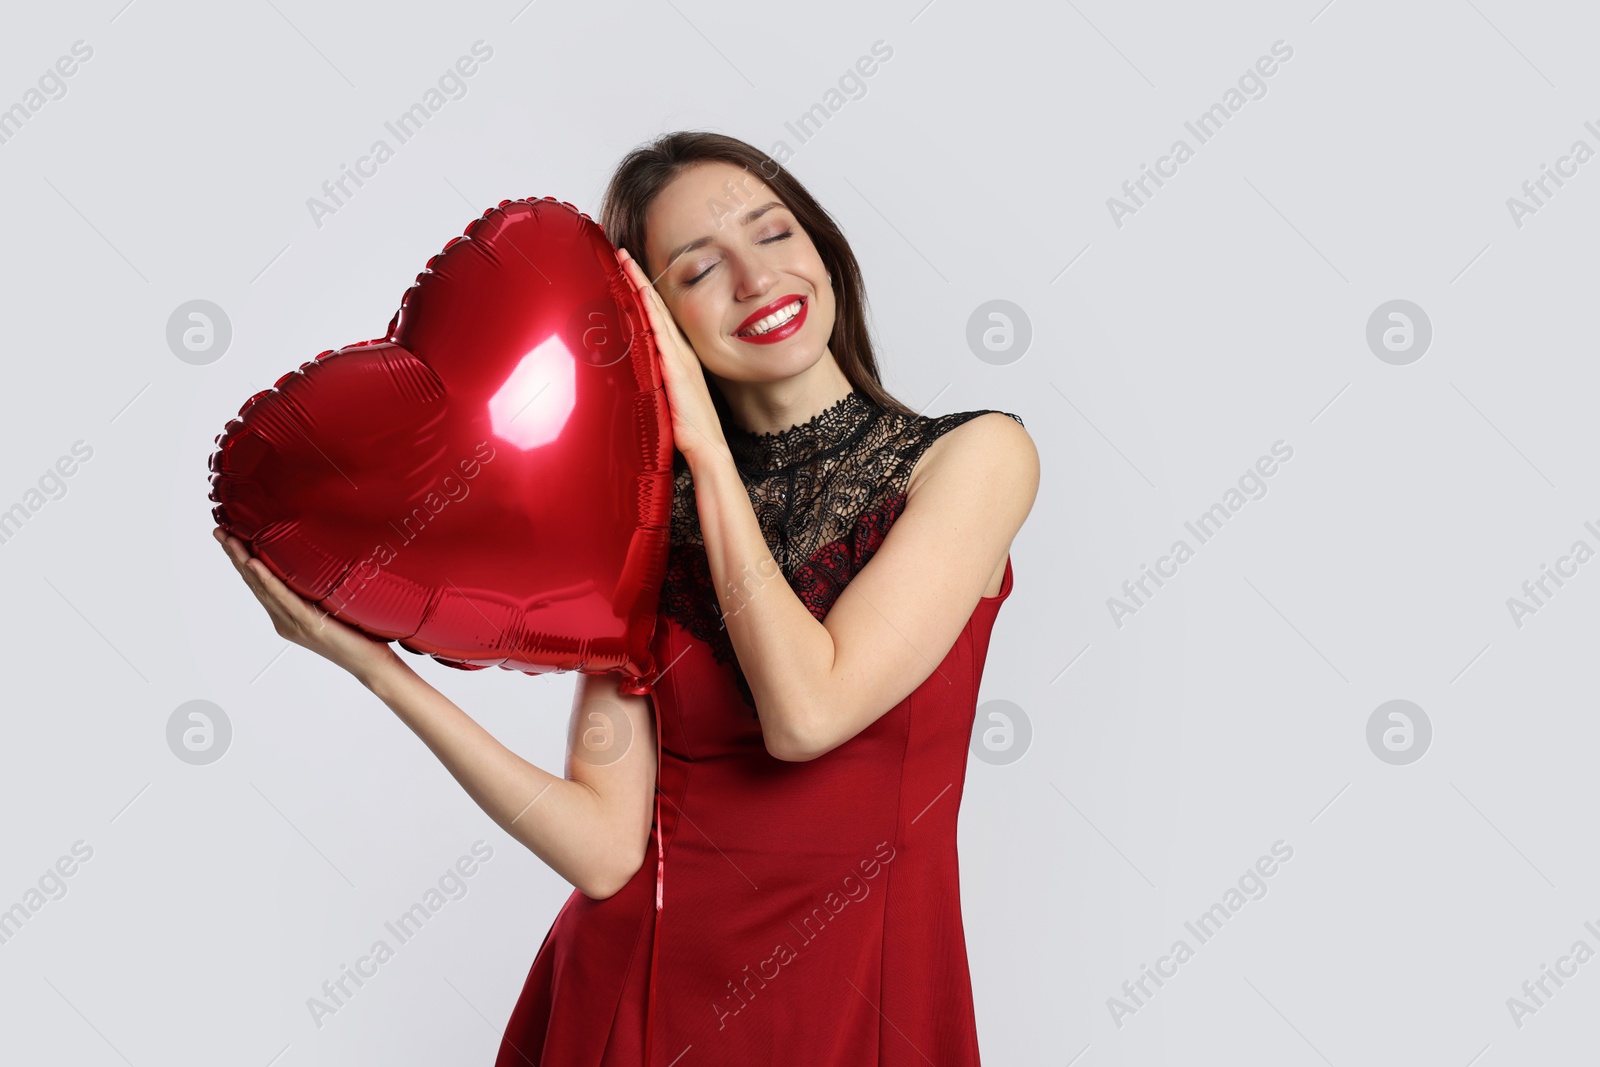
<box><xmin>208</xmin><ymin>197</ymin><xmax>672</xmax><ymax>692</ymax></box>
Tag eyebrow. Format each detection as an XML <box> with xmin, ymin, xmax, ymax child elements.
<box><xmin>661</xmin><ymin>200</ymin><xmax>787</xmax><ymax>271</ymax></box>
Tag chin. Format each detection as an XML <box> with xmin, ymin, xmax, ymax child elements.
<box><xmin>719</xmin><ymin>346</ymin><xmax>827</xmax><ymax>384</ymax></box>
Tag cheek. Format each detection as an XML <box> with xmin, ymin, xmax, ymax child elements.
<box><xmin>674</xmin><ymin>296</ymin><xmax>722</xmax><ymax>342</ymax></box>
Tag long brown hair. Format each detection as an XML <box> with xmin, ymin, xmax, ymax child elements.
<box><xmin>598</xmin><ymin>131</ymin><xmax>917</xmax><ymax>428</ymax></box>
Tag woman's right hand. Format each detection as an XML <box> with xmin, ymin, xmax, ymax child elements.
<box><xmin>213</xmin><ymin>527</ymin><xmax>399</xmax><ymax>683</ymax></box>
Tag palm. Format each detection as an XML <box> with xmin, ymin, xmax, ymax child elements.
<box><xmin>615</xmin><ymin>248</ymin><xmax>725</xmax><ymax>461</ymax></box>
<box><xmin>215</xmin><ymin>528</ymin><xmax>394</xmax><ymax>676</ymax></box>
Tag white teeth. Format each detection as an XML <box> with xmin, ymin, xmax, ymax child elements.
<box><xmin>737</xmin><ymin>298</ymin><xmax>803</xmax><ymax>337</ymax></box>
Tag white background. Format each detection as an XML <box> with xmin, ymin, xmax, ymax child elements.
<box><xmin>1</xmin><ymin>1</ymin><xmax>1597</xmax><ymax>1064</ymax></box>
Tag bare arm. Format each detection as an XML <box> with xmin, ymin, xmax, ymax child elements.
<box><xmin>213</xmin><ymin>527</ymin><xmax>656</xmax><ymax>900</ymax></box>
<box><xmin>690</xmin><ymin>412</ymin><xmax>1038</xmax><ymax>761</ymax></box>
<box><xmin>360</xmin><ymin>654</ymin><xmax>657</xmax><ymax>899</ymax></box>
<box><xmin>608</xmin><ymin>247</ymin><xmax>1035</xmax><ymax>762</ymax></box>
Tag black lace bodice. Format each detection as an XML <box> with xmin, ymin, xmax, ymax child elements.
<box><xmin>657</xmin><ymin>387</ymin><xmax>1024</xmax><ymax>713</ymax></box>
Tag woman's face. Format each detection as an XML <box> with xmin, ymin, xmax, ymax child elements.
<box><xmin>641</xmin><ymin>161</ymin><xmax>835</xmax><ymax>385</ymax></box>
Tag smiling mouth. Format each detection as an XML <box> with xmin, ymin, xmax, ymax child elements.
<box><xmin>735</xmin><ymin>297</ymin><xmax>805</xmax><ymax>338</ymax></box>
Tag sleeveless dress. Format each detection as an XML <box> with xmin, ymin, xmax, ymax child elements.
<box><xmin>495</xmin><ymin>388</ymin><xmax>1024</xmax><ymax>1066</ymax></box>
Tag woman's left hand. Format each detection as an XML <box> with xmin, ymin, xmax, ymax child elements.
<box><xmin>616</xmin><ymin>246</ymin><xmax>728</xmax><ymax>466</ymax></box>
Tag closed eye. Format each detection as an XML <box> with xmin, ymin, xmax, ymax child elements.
<box><xmin>685</xmin><ymin>231</ymin><xmax>794</xmax><ymax>288</ymax></box>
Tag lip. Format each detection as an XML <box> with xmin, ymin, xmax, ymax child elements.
<box><xmin>733</xmin><ymin>295</ymin><xmax>807</xmax><ymax>345</ymax></box>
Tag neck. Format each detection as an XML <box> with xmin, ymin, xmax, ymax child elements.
<box><xmin>713</xmin><ymin>359</ymin><xmax>855</xmax><ymax>438</ymax></box>
<box><xmin>722</xmin><ymin>384</ymin><xmax>878</xmax><ymax>475</ymax></box>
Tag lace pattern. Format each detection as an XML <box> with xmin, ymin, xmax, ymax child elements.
<box><xmin>659</xmin><ymin>388</ymin><xmax>1024</xmax><ymax>714</ymax></box>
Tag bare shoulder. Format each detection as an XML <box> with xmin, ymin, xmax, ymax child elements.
<box><xmin>907</xmin><ymin>410</ymin><xmax>1039</xmax><ymax>502</ymax></box>
<box><xmin>904</xmin><ymin>411</ymin><xmax>1038</xmax><ymax>596</ymax></box>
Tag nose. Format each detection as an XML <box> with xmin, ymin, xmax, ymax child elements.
<box><xmin>728</xmin><ymin>246</ymin><xmax>777</xmax><ymax>303</ymax></box>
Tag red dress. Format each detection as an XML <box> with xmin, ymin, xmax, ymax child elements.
<box><xmin>496</xmin><ymin>390</ymin><xmax>1022</xmax><ymax>1066</ymax></box>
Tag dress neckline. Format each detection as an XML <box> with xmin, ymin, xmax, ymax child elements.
<box><xmin>724</xmin><ymin>388</ymin><xmax>879</xmax><ymax>475</ymax></box>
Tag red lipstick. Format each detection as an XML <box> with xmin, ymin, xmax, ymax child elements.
<box><xmin>733</xmin><ymin>295</ymin><xmax>807</xmax><ymax>345</ymax></box>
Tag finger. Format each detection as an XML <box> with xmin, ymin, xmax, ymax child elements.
<box><xmin>629</xmin><ymin>275</ymin><xmax>671</xmax><ymax>339</ymax></box>
<box><xmin>616</xmin><ymin>254</ymin><xmax>647</xmax><ymax>300</ymax></box>
<box><xmin>219</xmin><ymin>536</ymin><xmax>298</xmax><ymax>619</ymax></box>
<box><xmin>223</xmin><ymin>553</ymin><xmax>295</xmax><ymax>635</ymax></box>
<box><xmin>253</xmin><ymin>565</ymin><xmax>345</xmax><ymax>638</ymax></box>
<box><xmin>617</xmin><ymin>250</ymin><xmax>646</xmax><ymax>292</ymax></box>
<box><xmin>231</xmin><ymin>553</ymin><xmax>279</xmax><ymax>608</ymax></box>
<box><xmin>635</xmin><ymin>282</ymin><xmax>678</xmax><ymax>338</ymax></box>
<box><xmin>218</xmin><ymin>531</ymin><xmax>254</xmax><ymax>567</ymax></box>
<box><xmin>244</xmin><ymin>556</ymin><xmax>310</xmax><ymax>618</ymax></box>
<box><xmin>617</xmin><ymin>254</ymin><xmax>674</xmax><ymax>327</ymax></box>
<box><xmin>218</xmin><ymin>534</ymin><xmax>261</xmax><ymax>585</ymax></box>
<box><xmin>614</xmin><ymin>260</ymin><xmax>695</xmax><ymax>375</ymax></box>
<box><xmin>223</xmin><ymin>542</ymin><xmax>279</xmax><ymax>605</ymax></box>
<box><xmin>619</xmin><ymin>249</ymin><xmax>677</xmax><ymax>303</ymax></box>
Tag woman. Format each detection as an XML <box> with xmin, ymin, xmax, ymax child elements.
<box><xmin>215</xmin><ymin>131</ymin><xmax>1037</xmax><ymax>1064</ymax></box>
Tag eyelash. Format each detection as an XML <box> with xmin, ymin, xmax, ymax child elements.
<box><xmin>684</xmin><ymin>230</ymin><xmax>794</xmax><ymax>288</ymax></box>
